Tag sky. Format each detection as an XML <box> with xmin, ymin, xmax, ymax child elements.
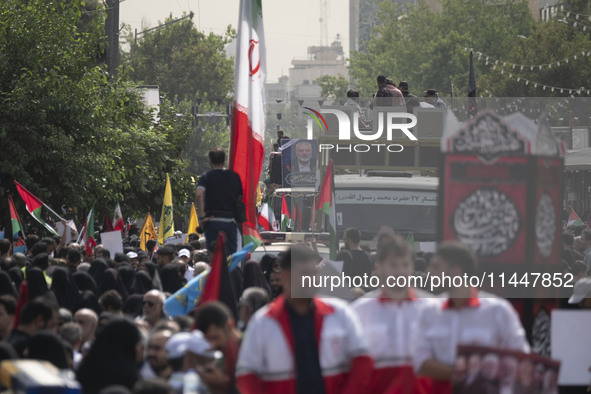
<box><xmin>120</xmin><ymin>0</ymin><xmax>349</xmax><ymax>83</ymax></box>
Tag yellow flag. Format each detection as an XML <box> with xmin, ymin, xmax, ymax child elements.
<box><xmin>186</xmin><ymin>203</ymin><xmax>200</xmax><ymax>242</ymax></box>
<box><xmin>158</xmin><ymin>173</ymin><xmax>174</xmax><ymax>245</ymax></box>
<box><xmin>139</xmin><ymin>213</ymin><xmax>157</xmax><ymax>251</ymax></box>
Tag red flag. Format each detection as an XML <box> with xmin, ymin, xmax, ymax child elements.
<box><xmin>197</xmin><ymin>232</ymin><xmax>237</xmax><ymax>314</ymax></box>
<box><xmin>229</xmin><ymin>0</ymin><xmax>266</xmax><ymax>248</ymax></box>
<box><xmin>105</xmin><ymin>211</ymin><xmax>114</xmax><ymax>232</ymax></box>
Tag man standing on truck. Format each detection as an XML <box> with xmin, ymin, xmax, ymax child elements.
<box><xmin>196</xmin><ymin>147</ymin><xmax>243</xmax><ymax>255</ymax></box>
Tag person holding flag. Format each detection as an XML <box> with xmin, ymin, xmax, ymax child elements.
<box><xmin>196</xmin><ymin>148</ymin><xmax>243</xmax><ymax>255</ymax></box>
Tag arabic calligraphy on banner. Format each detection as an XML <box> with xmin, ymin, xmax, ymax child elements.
<box><xmin>335</xmin><ymin>190</ymin><xmax>438</xmax><ymax>205</ymax></box>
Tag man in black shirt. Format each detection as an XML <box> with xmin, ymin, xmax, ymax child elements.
<box><xmin>342</xmin><ymin>227</ymin><xmax>373</xmax><ymax>279</ymax></box>
<box><xmin>196</xmin><ymin>148</ymin><xmax>244</xmax><ymax>255</ymax></box>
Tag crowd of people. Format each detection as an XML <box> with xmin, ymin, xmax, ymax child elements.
<box><xmin>0</xmin><ymin>219</ymin><xmax>589</xmax><ymax>394</ymax></box>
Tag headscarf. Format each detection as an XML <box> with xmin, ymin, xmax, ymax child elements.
<box><xmin>0</xmin><ymin>271</ymin><xmax>18</xmax><ymax>297</ymax></box>
<box><xmin>50</xmin><ymin>267</ymin><xmax>80</xmax><ymax>311</ymax></box>
<box><xmin>77</xmin><ymin>319</ymin><xmax>140</xmax><ymax>394</ymax></box>
<box><xmin>242</xmin><ymin>260</ymin><xmax>271</xmax><ymax>296</ymax></box>
<box><xmin>26</xmin><ymin>267</ymin><xmax>49</xmax><ymax>300</ymax></box>
<box><xmin>98</xmin><ymin>269</ymin><xmax>128</xmax><ymax>300</ymax></box>
<box><xmin>72</xmin><ymin>271</ymin><xmax>97</xmax><ymax>293</ymax></box>
<box><xmin>117</xmin><ymin>265</ymin><xmax>135</xmax><ymax>293</ymax></box>
<box><xmin>122</xmin><ymin>294</ymin><xmax>143</xmax><ymax>318</ymax></box>
<box><xmin>7</xmin><ymin>267</ymin><xmax>24</xmax><ymax>291</ymax></box>
<box><xmin>75</xmin><ymin>290</ymin><xmax>101</xmax><ymax>315</ymax></box>
<box><xmin>130</xmin><ymin>271</ymin><xmax>154</xmax><ymax>295</ymax></box>
<box><xmin>88</xmin><ymin>258</ymin><xmax>109</xmax><ymax>284</ymax></box>
<box><xmin>159</xmin><ymin>264</ymin><xmax>183</xmax><ymax>294</ymax></box>
<box><xmin>27</xmin><ymin>330</ymin><xmax>70</xmax><ymax>370</ymax></box>
<box><xmin>140</xmin><ymin>261</ymin><xmax>162</xmax><ymax>291</ymax></box>
<box><xmin>259</xmin><ymin>254</ymin><xmax>278</xmax><ymax>282</ymax></box>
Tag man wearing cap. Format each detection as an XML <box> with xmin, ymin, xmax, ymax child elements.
<box><xmin>424</xmin><ymin>89</ymin><xmax>447</xmax><ymax>108</ymax></box>
<box><xmin>165</xmin><ymin>331</ymin><xmax>216</xmax><ymax>393</ymax></box>
<box><xmin>196</xmin><ymin>147</ymin><xmax>243</xmax><ymax>255</ymax></box>
<box><xmin>412</xmin><ymin>242</ymin><xmax>529</xmax><ymax>394</ymax></box>
<box><xmin>399</xmin><ymin>81</ymin><xmax>417</xmax><ymax>99</ymax></box>
<box><xmin>178</xmin><ymin>248</ymin><xmax>194</xmax><ymax>282</ymax></box>
<box><xmin>236</xmin><ymin>245</ymin><xmax>373</xmax><ymax>394</ymax></box>
<box><xmin>127</xmin><ymin>251</ymin><xmax>139</xmax><ymax>270</ymax></box>
<box><xmin>568</xmin><ymin>277</ymin><xmax>591</xmax><ymax>308</ymax></box>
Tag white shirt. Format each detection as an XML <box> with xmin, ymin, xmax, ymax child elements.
<box><xmin>412</xmin><ymin>290</ymin><xmax>530</xmax><ymax>372</ymax></box>
<box><xmin>353</xmin><ymin>289</ymin><xmax>435</xmax><ymax>369</ymax></box>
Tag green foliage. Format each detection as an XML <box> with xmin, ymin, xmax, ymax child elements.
<box><xmin>0</xmin><ymin>0</ymin><xmax>195</xmax><ymax>231</ymax></box>
<box><xmin>317</xmin><ymin>74</ymin><xmax>350</xmax><ymax>99</ymax></box>
<box><xmin>350</xmin><ymin>0</ymin><xmax>535</xmax><ymax>98</ymax></box>
<box><xmin>479</xmin><ymin>20</ymin><xmax>591</xmax><ymax>96</ymax></box>
<box><xmin>125</xmin><ymin>14</ymin><xmax>235</xmax><ymax>101</ymax></box>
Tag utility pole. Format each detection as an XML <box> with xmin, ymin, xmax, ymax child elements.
<box><xmin>105</xmin><ymin>0</ymin><xmax>120</xmax><ymax>77</ymax></box>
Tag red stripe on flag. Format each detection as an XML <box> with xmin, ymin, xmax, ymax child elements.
<box><xmin>14</xmin><ymin>181</ymin><xmax>43</xmax><ymax>213</ymax></box>
<box><xmin>229</xmin><ymin>106</ymin><xmax>264</xmax><ymax>231</ymax></box>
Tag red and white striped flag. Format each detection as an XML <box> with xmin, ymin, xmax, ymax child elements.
<box><xmin>229</xmin><ymin>0</ymin><xmax>266</xmax><ymax>249</ymax></box>
<box><xmin>112</xmin><ymin>201</ymin><xmax>125</xmax><ymax>231</ymax></box>
<box><xmin>257</xmin><ymin>199</ymin><xmax>277</xmax><ymax>231</ymax></box>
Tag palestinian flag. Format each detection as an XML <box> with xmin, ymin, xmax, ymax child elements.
<box><xmin>257</xmin><ymin>197</ymin><xmax>277</xmax><ymax>231</ymax></box>
<box><xmin>281</xmin><ymin>194</ymin><xmax>291</xmax><ymax>231</ymax></box>
<box><xmin>319</xmin><ymin>160</ymin><xmax>337</xmax><ymax>259</ymax></box>
<box><xmin>8</xmin><ymin>195</ymin><xmax>24</xmax><ymax>239</ymax></box>
<box><xmin>79</xmin><ymin>205</ymin><xmax>96</xmax><ymax>255</ymax></box>
<box><xmin>567</xmin><ymin>207</ymin><xmax>584</xmax><ymax>227</ymax></box>
<box><xmin>112</xmin><ymin>201</ymin><xmax>125</xmax><ymax>231</ymax></box>
<box><xmin>14</xmin><ymin>181</ymin><xmax>59</xmax><ymax>236</ymax></box>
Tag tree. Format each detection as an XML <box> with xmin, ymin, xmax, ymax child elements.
<box><xmin>0</xmin><ymin>0</ymin><xmax>194</xmax><ymax>233</ymax></box>
<box><xmin>124</xmin><ymin>14</ymin><xmax>235</xmax><ymax>101</ymax></box>
<box><xmin>317</xmin><ymin>74</ymin><xmax>350</xmax><ymax>100</ymax></box>
<box><xmin>349</xmin><ymin>0</ymin><xmax>533</xmax><ymax>98</ymax></box>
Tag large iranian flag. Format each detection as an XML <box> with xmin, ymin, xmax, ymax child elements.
<box><xmin>229</xmin><ymin>0</ymin><xmax>266</xmax><ymax>250</ymax></box>
<box><xmin>319</xmin><ymin>159</ymin><xmax>337</xmax><ymax>259</ymax></box>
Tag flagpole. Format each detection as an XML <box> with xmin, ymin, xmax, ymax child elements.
<box><xmin>43</xmin><ymin>202</ymin><xmax>65</xmax><ymax>221</ymax></box>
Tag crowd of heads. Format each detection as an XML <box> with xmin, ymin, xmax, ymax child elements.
<box><xmin>1</xmin><ymin>223</ymin><xmax>589</xmax><ymax>392</ymax></box>
<box><xmin>0</xmin><ymin>228</ymin><xmax>279</xmax><ymax>393</ymax></box>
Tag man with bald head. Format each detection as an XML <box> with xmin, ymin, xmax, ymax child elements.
<box><xmin>74</xmin><ymin>308</ymin><xmax>98</xmax><ymax>345</ymax></box>
<box><xmin>142</xmin><ymin>290</ymin><xmax>168</xmax><ymax>329</ymax></box>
